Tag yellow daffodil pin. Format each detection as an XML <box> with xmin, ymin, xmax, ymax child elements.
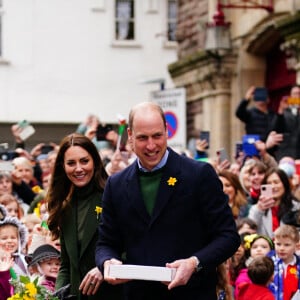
<box><xmin>95</xmin><ymin>206</ymin><xmax>103</xmax><ymax>219</ymax></box>
<box><xmin>167</xmin><ymin>177</ymin><xmax>177</xmax><ymax>186</ymax></box>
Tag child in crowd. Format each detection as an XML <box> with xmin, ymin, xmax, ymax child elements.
<box><xmin>0</xmin><ymin>250</ymin><xmax>14</xmax><ymax>300</ymax></box>
<box><xmin>268</xmin><ymin>224</ymin><xmax>300</xmax><ymax>300</ymax></box>
<box><xmin>28</xmin><ymin>244</ymin><xmax>60</xmax><ymax>292</ymax></box>
<box><xmin>234</xmin><ymin>233</ymin><xmax>274</xmax><ymax>299</ymax></box>
<box><xmin>21</xmin><ymin>213</ymin><xmax>42</xmax><ymax>254</ymax></box>
<box><xmin>238</xmin><ymin>256</ymin><xmax>275</xmax><ymax>300</ymax></box>
<box><xmin>236</xmin><ymin>217</ymin><xmax>258</xmax><ymax>235</ymax></box>
<box><xmin>0</xmin><ymin>194</ymin><xmax>23</xmax><ymax>219</ymax></box>
<box><xmin>216</xmin><ymin>260</ymin><xmax>233</xmax><ymax>300</ymax></box>
<box><xmin>0</xmin><ymin>204</ymin><xmax>28</xmax><ymax>276</ymax></box>
<box><xmin>0</xmin><ymin>204</ymin><xmax>28</xmax><ymax>299</ymax></box>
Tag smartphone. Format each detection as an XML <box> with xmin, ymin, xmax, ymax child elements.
<box><xmin>242</xmin><ymin>134</ymin><xmax>260</xmax><ymax>157</ymax></box>
<box><xmin>253</xmin><ymin>87</ymin><xmax>268</xmax><ymax>102</ymax></box>
<box><xmin>199</xmin><ymin>131</ymin><xmax>210</xmax><ymax>149</ymax></box>
<box><xmin>260</xmin><ymin>184</ymin><xmax>273</xmax><ymax>198</ymax></box>
<box><xmin>0</xmin><ymin>151</ymin><xmax>19</xmax><ymax>161</ymax></box>
<box><xmin>288</xmin><ymin>96</ymin><xmax>300</xmax><ymax>106</ymax></box>
<box><xmin>235</xmin><ymin>141</ymin><xmax>243</xmax><ymax>158</ymax></box>
<box><xmin>17</xmin><ymin>120</ymin><xmax>35</xmax><ymax>141</ymax></box>
<box><xmin>217</xmin><ymin>148</ymin><xmax>228</xmax><ymax>163</ymax></box>
<box><xmin>41</xmin><ymin>145</ymin><xmax>54</xmax><ymax>154</ymax></box>
<box><xmin>96</xmin><ymin>124</ymin><xmax>114</xmax><ymax>141</ymax></box>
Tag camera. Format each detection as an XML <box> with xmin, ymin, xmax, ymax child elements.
<box><xmin>0</xmin><ymin>151</ymin><xmax>19</xmax><ymax>161</ymax></box>
<box><xmin>96</xmin><ymin>124</ymin><xmax>114</xmax><ymax>141</ymax></box>
<box><xmin>253</xmin><ymin>87</ymin><xmax>268</xmax><ymax>102</ymax></box>
<box><xmin>41</xmin><ymin>145</ymin><xmax>54</xmax><ymax>154</ymax></box>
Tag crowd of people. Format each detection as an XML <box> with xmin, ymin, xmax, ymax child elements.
<box><xmin>0</xmin><ymin>86</ymin><xmax>299</xmax><ymax>299</ymax></box>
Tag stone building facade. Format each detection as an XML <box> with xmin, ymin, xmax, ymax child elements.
<box><xmin>168</xmin><ymin>0</ymin><xmax>300</xmax><ymax>159</ymax></box>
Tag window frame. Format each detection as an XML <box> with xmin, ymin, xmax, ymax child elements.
<box><xmin>166</xmin><ymin>0</ymin><xmax>177</xmax><ymax>44</ymax></box>
<box><xmin>112</xmin><ymin>0</ymin><xmax>141</xmax><ymax>48</ymax></box>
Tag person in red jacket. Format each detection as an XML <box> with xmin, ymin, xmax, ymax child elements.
<box><xmin>238</xmin><ymin>256</ymin><xmax>274</xmax><ymax>300</ymax></box>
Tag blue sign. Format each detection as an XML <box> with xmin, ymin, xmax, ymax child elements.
<box><xmin>165</xmin><ymin>111</ymin><xmax>178</xmax><ymax>139</ymax></box>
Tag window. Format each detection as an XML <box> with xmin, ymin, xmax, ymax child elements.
<box><xmin>167</xmin><ymin>0</ymin><xmax>177</xmax><ymax>42</ymax></box>
<box><xmin>115</xmin><ymin>0</ymin><xmax>135</xmax><ymax>41</ymax></box>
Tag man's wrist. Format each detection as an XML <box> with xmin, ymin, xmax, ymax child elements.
<box><xmin>190</xmin><ymin>256</ymin><xmax>202</xmax><ymax>273</ymax></box>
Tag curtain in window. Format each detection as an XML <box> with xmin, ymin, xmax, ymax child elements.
<box><xmin>116</xmin><ymin>0</ymin><xmax>134</xmax><ymax>40</ymax></box>
<box><xmin>168</xmin><ymin>0</ymin><xmax>177</xmax><ymax>41</ymax></box>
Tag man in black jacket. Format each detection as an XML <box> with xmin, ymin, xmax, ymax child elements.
<box><xmin>272</xmin><ymin>85</ymin><xmax>300</xmax><ymax>160</ymax></box>
<box><xmin>235</xmin><ymin>86</ymin><xmax>275</xmax><ymax>142</ymax></box>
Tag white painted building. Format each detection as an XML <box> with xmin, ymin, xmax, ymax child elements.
<box><xmin>0</xmin><ymin>0</ymin><xmax>177</xmax><ymax>126</ymax></box>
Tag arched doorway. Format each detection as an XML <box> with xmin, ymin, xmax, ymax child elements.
<box><xmin>266</xmin><ymin>40</ymin><xmax>296</xmax><ymax>113</ymax></box>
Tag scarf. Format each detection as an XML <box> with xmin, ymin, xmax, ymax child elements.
<box><xmin>269</xmin><ymin>254</ymin><xmax>300</xmax><ymax>300</ymax></box>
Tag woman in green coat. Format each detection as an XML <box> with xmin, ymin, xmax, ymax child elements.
<box><xmin>47</xmin><ymin>133</ymin><xmax>122</xmax><ymax>300</ymax></box>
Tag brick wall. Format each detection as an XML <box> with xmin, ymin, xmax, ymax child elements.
<box><xmin>176</xmin><ymin>0</ymin><xmax>208</xmax><ymax>59</ymax></box>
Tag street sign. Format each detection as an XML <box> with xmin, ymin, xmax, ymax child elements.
<box><xmin>150</xmin><ymin>87</ymin><xmax>186</xmax><ymax>151</ymax></box>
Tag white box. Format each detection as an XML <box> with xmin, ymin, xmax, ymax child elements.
<box><xmin>108</xmin><ymin>264</ymin><xmax>176</xmax><ymax>282</ymax></box>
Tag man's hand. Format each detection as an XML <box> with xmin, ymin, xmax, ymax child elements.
<box><xmin>265</xmin><ymin>131</ymin><xmax>283</xmax><ymax>149</ymax></box>
<box><xmin>165</xmin><ymin>257</ymin><xmax>197</xmax><ymax>290</ymax></box>
<box><xmin>11</xmin><ymin>124</ymin><xmax>23</xmax><ymax>144</ymax></box>
<box><xmin>245</xmin><ymin>86</ymin><xmax>255</xmax><ymax>101</ymax></box>
<box><xmin>196</xmin><ymin>138</ymin><xmax>208</xmax><ymax>152</ymax></box>
<box><xmin>103</xmin><ymin>258</ymin><xmax>130</xmax><ymax>285</ymax></box>
<box><xmin>278</xmin><ymin>96</ymin><xmax>289</xmax><ymax>114</ymax></box>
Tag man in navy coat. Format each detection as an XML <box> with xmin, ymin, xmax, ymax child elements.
<box><xmin>95</xmin><ymin>102</ymin><xmax>240</xmax><ymax>300</ymax></box>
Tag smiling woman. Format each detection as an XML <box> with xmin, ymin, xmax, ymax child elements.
<box><xmin>46</xmin><ymin>133</ymin><xmax>122</xmax><ymax>300</ymax></box>
<box><xmin>248</xmin><ymin>167</ymin><xmax>300</xmax><ymax>238</ymax></box>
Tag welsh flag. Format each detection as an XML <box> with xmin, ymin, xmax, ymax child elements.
<box><xmin>117</xmin><ymin>114</ymin><xmax>127</xmax><ymax>150</ymax></box>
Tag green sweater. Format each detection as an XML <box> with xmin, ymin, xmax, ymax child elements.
<box><xmin>139</xmin><ymin>168</ymin><xmax>163</xmax><ymax>215</ymax></box>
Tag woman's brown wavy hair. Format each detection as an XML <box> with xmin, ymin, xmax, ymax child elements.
<box><xmin>218</xmin><ymin>170</ymin><xmax>248</xmax><ymax>218</ymax></box>
<box><xmin>46</xmin><ymin>133</ymin><xmax>108</xmax><ymax>239</ymax></box>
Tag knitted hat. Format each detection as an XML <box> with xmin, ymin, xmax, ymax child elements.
<box><xmin>0</xmin><ymin>205</ymin><xmax>27</xmax><ymax>249</ymax></box>
<box><xmin>29</xmin><ymin>244</ymin><xmax>60</xmax><ymax>266</ymax></box>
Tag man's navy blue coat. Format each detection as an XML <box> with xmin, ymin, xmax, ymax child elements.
<box><xmin>96</xmin><ymin>148</ymin><xmax>240</xmax><ymax>300</ymax></box>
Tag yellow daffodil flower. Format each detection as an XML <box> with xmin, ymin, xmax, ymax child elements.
<box><xmin>167</xmin><ymin>177</ymin><xmax>177</xmax><ymax>186</ymax></box>
<box><xmin>95</xmin><ymin>206</ymin><xmax>103</xmax><ymax>219</ymax></box>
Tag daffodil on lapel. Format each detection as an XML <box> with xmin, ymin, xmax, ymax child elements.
<box><xmin>95</xmin><ymin>206</ymin><xmax>103</xmax><ymax>219</ymax></box>
<box><xmin>167</xmin><ymin>177</ymin><xmax>177</xmax><ymax>186</ymax></box>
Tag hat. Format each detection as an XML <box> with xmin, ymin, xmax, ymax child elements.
<box><xmin>279</xmin><ymin>162</ymin><xmax>296</xmax><ymax>178</ymax></box>
<box><xmin>29</xmin><ymin>244</ymin><xmax>60</xmax><ymax>266</ymax></box>
<box><xmin>0</xmin><ymin>205</ymin><xmax>27</xmax><ymax>249</ymax></box>
<box><xmin>0</xmin><ymin>204</ymin><xmax>7</xmax><ymax>220</ymax></box>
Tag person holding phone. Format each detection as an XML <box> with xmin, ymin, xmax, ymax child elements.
<box><xmin>248</xmin><ymin>168</ymin><xmax>300</xmax><ymax>238</ymax></box>
<box><xmin>235</xmin><ymin>86</ymin><xmax>275</xmax><ymax>142</ymax></box>
<box><xmin>272</xmin><ymin>85</ymin><xmax>300</xmax><ymax>160</ymax></box>
<box><xmin>76</xmin><ymin>114</ymin><xmax>118</xmax><ymax>152</ymax></box>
